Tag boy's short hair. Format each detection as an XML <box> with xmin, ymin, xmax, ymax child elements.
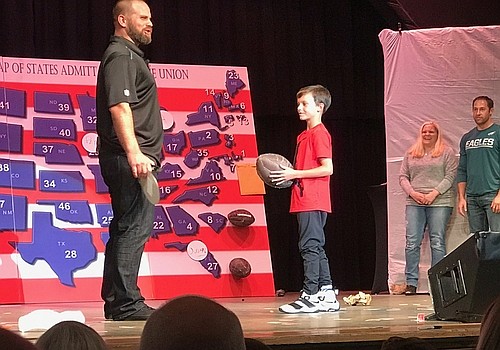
<box><xmin>297</xmin><ymin>85</ymin><xmax>331</xmax><ymax>113</ymax></box>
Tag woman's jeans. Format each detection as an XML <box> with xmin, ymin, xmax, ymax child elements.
<box><xmin>405</xmin><ymin>205</ymin><xmax>453</xmax><ymax>287</ymax></box>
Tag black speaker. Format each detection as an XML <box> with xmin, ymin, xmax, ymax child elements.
<box><xmin>428</xmin><ymin>231</ymin><xmax>500</xmax><ymax>322</ymax></box>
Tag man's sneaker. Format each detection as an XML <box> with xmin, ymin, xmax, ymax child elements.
<box><xmin>318</xmin><ymin>285</ymin><xmax>340</xmax><ymax>312</ymax></box>
<box><xmin>278</xmin><ymin>292</ymin><xmax>320</xmax><ymax>314</ymax></box>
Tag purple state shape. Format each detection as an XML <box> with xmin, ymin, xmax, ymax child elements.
<box><xmin>163</xmin><ymin>131</ymin><xmax>186</xmax><ymax>155</ymax></box>
<box><xmin>172</xmin><ymin>187</ymin><xmax>218</xmax><ymax>206</ymax></box>
<box><xmin>0</xmin><ymin>122</ymin><xmax>23</xmax><ymax>153</ymax></box>
<box><xmin>100</xmin><ymin>232</ymin><xmax>110</xmax><ymax>246</ymax></box>
<box><xmin>39</xmin><ymin>170</ymin><xmax>85</xmax><ymax>192</ymax></box>
<box><xmin>228</xmin><ymin>103</ymin><xmax>245</xmax><ymax>112</ymax></box>
<box><xmin>213</xmin><ymin>92</ymin><xmax>223</xmax><ymax>109</ymax></box>
<box><xmin>33</xmin><ymin>143</ymin><xmax>83</xmax><ymax>165</ymax></box>
<box><xmin>224</xmin><ymin>134</ymin><xmax>236</xmax><ymax>148</ymax></box>
<box><xmin>0</xmin><ymin>158</ymin><xmax>35</xmax><ymax>189</ymax></box>
<box><xmin>187</xmin><ymin>160</ymin><xmax>226</xmax><ymax>185</ymax></box>
<box><xmin>0</xmin><ymin>87</ymin><xmax>26</xmax><ymax>118</ymax></box>
<box><xmin>33</xmin><ymin>117</ymin><xmax>77</xmax><ymax>141</ymax></box>
<box><xmin>225</xmin><ymin>70</ymin><xmax>246</xmax><ymax>97</ymax></box>
<box><xmin>159</xmin><ymin>185</ymin><xmax>179</xmax><ymax>200</ymax></box>
<box><xmin>157</xmin><ymin>163</ymin><xmax>185</xmax><ymax>181</ymax></box>
<box><xmin>165</xmin><ymin>205</ymin><xmax>199</xmax><ymax>236</ymax></box>
<box><xmin>200</xmin><ymin>252</ymin><xmax>221</xmax><ymax>278</ymax></box>
<box><xmin>164</xmin><ymin>241</ymin><xmax>188</xmax><ymax>251</ymax></box>
<box><xmin>183</xmin><ymin>149</ymin><xmax>201</xmax><ymax>168</ymax></box>
<box><xmin>95</xmin><ymin>204</ymin><xmax>113</xmax><ymax>227</ymax></box>
<box><xmin>0</xmin><ymin>194</ymin><xmax>27</xmax><ymax>231</ymax></box>
<box><xmin>222</xmin><ymin>95</ymin><xmax>232</xmax><ymax>108</ymax></box>
<box><xmin>151</xmin><ymin>206</ymin><xmax>172</xmax><ymax>239</ymax></box>
<box><xmin>198</xmin><ymin>212</ymin><xmax>227</xmax><ymax>233</ymax></box>
<box><xmin>13</xmin><ymin>212</ymin><xmax>97</xmax><ymax>287</ymax></box>
<box><xmin>186</xmin><ymin>101</ymin><xmax>221</xmax><ymax>129</ymax></box>
<box><xmin>37</xmin><ymin>200</ymin><xmax>93</xmax><ymax>224</ymax></box>
<box><xmin>87</xmin><ymin>165</ymin><xmax>108</xmax><ymax>193</ymax></box>
<box><xmin>34</xmin><ymin>91</ymin><xmax>74</xmax><ymax>115</ymax></box>
<box><xmin>187</xmin><ymin>129</ymin><xmax>220</xmax><ymax>148</ymax></box>
<box><xmin>76</xmin><ymin>93</ymin><xmax>97</xmax><ymax>131</ymax></box>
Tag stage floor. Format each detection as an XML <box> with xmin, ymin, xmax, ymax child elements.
<box><xmin>0</xmin><ymin>292</ymin><xmax>480</xmax><ymax>349</ymax></box>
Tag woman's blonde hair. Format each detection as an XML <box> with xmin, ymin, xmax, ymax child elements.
<box><xmin>408</xmin><ymin>121</ymin><xmax>445</xmax><ymax>158</ymax></box>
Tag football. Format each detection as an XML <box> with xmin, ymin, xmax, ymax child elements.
<box><xmin>256</xmin><ymin>153</ymin><xmax>294</xmax><ymax>189</ymax></box>
<box><xmin>229</xmin><ymin>257</ymin><xmax>252</xmax><ymax>279</ymax></box>
<box><xmin>227</xmin><ymin>209</ymin><xmax>255</xmax><ymax>227</ymax></box>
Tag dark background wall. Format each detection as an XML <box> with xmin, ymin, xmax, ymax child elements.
<box><xmin>1</xmin><ymin>0</ymin><xmax>498</xmax><ymax>293</ymax></box>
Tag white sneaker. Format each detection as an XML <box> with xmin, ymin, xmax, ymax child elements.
<box><xmin>278</xmin><ymin>292</ymin><xmax>320</xmax><ymax>314</ymax></box>
<box><xmin>318</xmin><ymin>285</ymin><xmax>340</xmax><ymax>312</ymax></box>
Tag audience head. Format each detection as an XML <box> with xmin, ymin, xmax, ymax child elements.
<box><xmin>139</xmin><ymin>295</ymin><xmax>245</xmax><ymax>350</ymax></box>
<box><xmin>245</xmin><ymin>337</ymin><xmax>272</xmax><ymax>350</ymax></box>
<box><xmin>0</xmin><ymin>326</ymin><xmax>37</xmax><ymax>350</ymax></box>
<box><xmin>476</xmin><ymin>295</ymin><xmax>500</xmax><ymax>350</ymax></box>
<box><xmin>35</xmin><ymin>321</ymin><xmax>107</xmax><ymax>350</ymax></box>
<box><xmin>380</xmin><ymin>336</ymin><xmax>435</xmax><ymax>350</ymax></box>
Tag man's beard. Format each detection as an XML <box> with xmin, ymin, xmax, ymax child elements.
<box><xmin>127</xmin><ymin>26</ymin><xmax>152</xmax><ymax>46</ymax></box>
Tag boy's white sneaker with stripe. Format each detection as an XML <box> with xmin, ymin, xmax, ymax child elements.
<box><xmin>317</xmin><ymin>285</ymin><xmax>340</xmax><ymax>312</ymax></box>
<box><xmin>278</xmin><ymin>292</ymin><xmax>320</xmax><ymax>314</ymax></box>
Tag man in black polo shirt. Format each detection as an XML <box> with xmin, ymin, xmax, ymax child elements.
<box><xmin>96</xmin><ymin>0</ymin><xmax>163</xmax><ymax>321</ymax></box>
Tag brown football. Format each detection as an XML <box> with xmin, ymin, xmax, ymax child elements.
<box><xmin>227</xmin><ymin>209</ymin><xmax>255</xmax><ymax>227</ymax></box>
<box><xmin>256</xmin><ymin>153</ymin><xmax>294</xmax><ymax>189</ymax></box>
<box><xmin>229</xmin><ymin>257</ymin><xmax>252</xmax><ymax>279</ymax></box>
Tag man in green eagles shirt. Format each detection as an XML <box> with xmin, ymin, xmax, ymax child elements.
<box><xmin>457</xmin><ymin>96</ymin><xmax>500</xmax><ymax>233</ymax></box>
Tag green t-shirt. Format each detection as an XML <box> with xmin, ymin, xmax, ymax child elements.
<box><xmin>457</xmin><ymin>123</ymin><xmax>500</xmax><ymax>196</ymax></box>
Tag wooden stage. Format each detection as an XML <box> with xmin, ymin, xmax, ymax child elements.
<box><xmin>0</xmin><ymin>293</ymin><xmax>480</xmax><ymax>350</ymax></box>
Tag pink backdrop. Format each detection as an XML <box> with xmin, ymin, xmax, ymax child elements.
<box><xmin>379</xmin><ymin>25</ymin><xmax>500</xmax><ymax>293</ymax></box>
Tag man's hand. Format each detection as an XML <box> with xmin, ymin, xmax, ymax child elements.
<box><xmin>491</xmin><ymin>193</ymin><xmax>500</xmax><ymax>213</ymax></box>
<box><xmin>458</xmin><ymin>197</ymin><xmax>467</xmax><ymax>216</ymax></box>
<box><xmin>127</xmin><ymin>152</ymin><xmax>155</xmax><ymax>178</ymax></box>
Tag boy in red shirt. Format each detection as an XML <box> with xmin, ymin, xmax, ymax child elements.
<box><xmin>271</xmin><ymin>85</ymin><xmax>339</xmax><ymax>313</ymax></box>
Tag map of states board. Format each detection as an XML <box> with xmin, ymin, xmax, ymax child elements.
<box><xmin>0</xmin><ymin>56</ymin><xmax>274</xmax><ymax>303</ymax></box>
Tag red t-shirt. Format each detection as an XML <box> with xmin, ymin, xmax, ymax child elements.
<box><xmin>290</xmin><ymin>123</ymin><xmax>332</xmax><ymax>213</ymax></box>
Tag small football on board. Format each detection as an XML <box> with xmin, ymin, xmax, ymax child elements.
<box><xmin>227</xmin><ymin>209</ymin><xmax>255</xmax><ymax>227</ymax></box>
<box><xmin>229</xmin><ymin>257</ymin><xmax>252</xmax><ymax>279</ymax></box>
<box><xmin>256</xmin><ymin>153</ymin><xmax>294</xmax><ymax>189</ymax></box>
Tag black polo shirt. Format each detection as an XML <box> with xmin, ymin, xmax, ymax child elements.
<box><xmin>96</xmin><ymin>36</ymin><xmax>163</xmax><ymax>165</ymax></box>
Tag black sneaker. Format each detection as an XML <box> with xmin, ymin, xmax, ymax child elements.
<box><xmin>114</xmin><ymin>305</ymin><xmax>156</xmax><ymax>321</ymax></box>
<box><xmin>405</xmin><ymin>285</ymin><xmax>417</xmax><ymax>295</ymax></box>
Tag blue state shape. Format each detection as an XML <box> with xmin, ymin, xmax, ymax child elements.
<box><xmin>165</xmin><ymin>205</ymin><xmax>199</xmax><ymax>236</ymax></box>
<box><xmin>34</xmin><ymin>91</ymin><xmax>74</xmax><ymax>115</ymax></box>
<box><xmin>163</xmin><ymin>131</ymin><xmax>186</xmax><ymax>155</ymax></box>
<box><xmin>14</xmin><ymin>212</ymin><xmax>97</xmax><ymax>287</ymax></box>
<box><xmin>95</xmin><ymin>204</ymin><xmax>113</xmax><ymax>227</ymax></box>
<box><xmin>186</xmin><ymin>101</ymin><xmax>221</xmax><ymax>129</ymax></box>
<box><xmin>33</xmin><ymin>117</ymin><xmax>77</xmax><ymax>141</ymax></box>
<box><xmin>186</xmin><ymin>160</ymin><xmax>226</xmax><ymax>185</ymax></box>
<box><xmin>76</xmin><ymin>93</ymin><xmax>97</xmax><ymax>131</ymax></box>
<box><xmin>0</xmin><ymin>88</ymin><xmax>26</xmax><ymax>118</ymax></box>
<box><xmin>187</xmin><ymin>129</ymin><xmax>220</xmax><ymax>148</ymax></box>
<box><xmin>34</xmin><ymin>143</ymin><xmax>83</xmax><ymax>165</ymax></box>
<box><xmin>152</xmin><ymin>206</ymin><xmax>172</xmax><ymax>239</ymax></box>
<box><xmin>0</xmin><ymin>158</ymin><xmax>36</xmax><ymax>189</ymax></box>
<box><xmin>0</xmin><ymin>194</ymin><xmax>27</xmax><ymax>231</ymax></box>
<box><xmin>39</xmin><ymin>170</ymin><xmax>85</xmax><ymax>192</ymax></box>
<box><xmin>172</xmin><ymin>187</ymin><xmax>218</xmax><ymax>206</ymax></box>
<box><xmin>87</xmin><ymin>165</ymin><xmax>108</xmax><ymax>193</ymax></box>
<box><xmin>0</xmin><ymin>122</ymin><xmax>23</xmax><ymax>153</ymax></box>
<box><xmin>37</xmin><ymin>200</ymin><xmax>93</xmax><ymax>224</ymax></box>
